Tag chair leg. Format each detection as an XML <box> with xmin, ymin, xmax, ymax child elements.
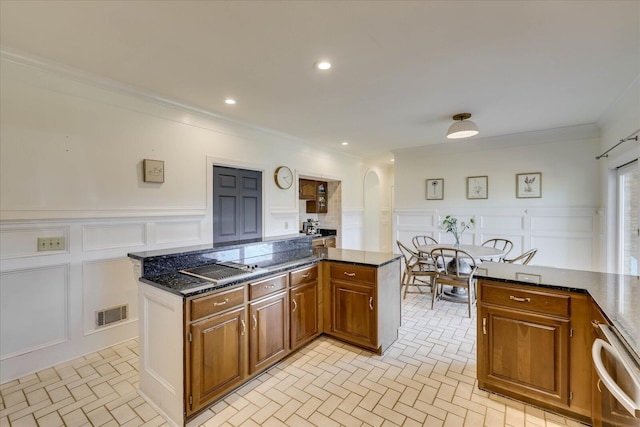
<box><xmin>431</xmin><ymin>281</ymin><xmax>438</xmax><ymax>309</ymax></box>
<box><xmin>403</xmin><ymin>273</ymin><xmax>410</xmax><ymax>299</ymax></box>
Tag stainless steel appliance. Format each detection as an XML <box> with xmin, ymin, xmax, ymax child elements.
<box><xmin>180</xmin><ymin>261</ymin><xmax>266</xmax><ymax>285</ymax></box>
<box><xmin>592</xmin><ymin>322</ymin><xmax>640</xmax><ymax>426</ymax></box>
<box><xmin>302</xmin><ymin>219</ymin><xmax>319</xmax><ymax>235</ymax></box>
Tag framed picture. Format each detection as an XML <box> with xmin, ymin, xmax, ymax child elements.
<box><xmin>467</xmin><ymin>176</ymin><xmax>488</xmax><ymax>199</ymax></box>
<box><xmin>426</xmin><ymin>178</ymin><xmax>444</xmax><ymax>200</ymax></box>
<box><xmin>143</xmin><ymin>159</ymin><xmax>164</xmax><ymax>183</ymax></box>
<box><xmin>516</xmin><ymin>172</ymin><xmax>541</xmax><ymax>198</ymax></box>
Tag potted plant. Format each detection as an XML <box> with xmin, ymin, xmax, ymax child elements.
<box><xmin>441</xmin><ymin>215</ymin><xmax>475</xmax><ymax>248</ymax></box>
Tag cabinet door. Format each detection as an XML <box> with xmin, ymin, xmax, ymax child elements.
<box><xmin>330</xmin><ymin>280</ymin><xmax>376</xmax><ymax>349</ymax></box>
<box><xmin>299</xmin><ymin>179</ymin><xmax>317</xmax><ymax>199</ymax></box>
<box><xmin>189</xmin><ymin>307</ymin><xmax>246</xmax><ymax>414</ymax></box>
<box><xmin>478</xmin><ymin>305</ymin><xmax>570</xmax><ymax>406</ymax></box>
<box><xmin>249</xmin><ymin>291</ymin><xmax>289</xmax><ymax>374</ymax></box>
<box><xmin>290</xmin><ymin>281</ymin><xmax>319</xmax><ymax>350</ymax></box>
<box><xmin>316</xmin><ymin>181</ymin><xmax>327</xmax><ymax>213</ymax></box>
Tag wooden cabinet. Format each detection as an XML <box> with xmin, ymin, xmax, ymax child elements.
<box><xmin>325</xmin><ymin>261</ymin><xmax>401</xmax><ymax>354</ymax></box>
<box><xmin>299</xmin><ymin>179</ymin><xmax>316</xmax><ymax>199</ymax></box>
<box><xmin>290</xmin><ymin>265</ymin><xmax>319</xmax><ymax>350</ymax></box>
<box><xmin>248</xmin><ymin>274</ymin><xmax>289</xmax><ymax>374</ymax></box>
<box><xmin>312</xmin><ymin>236</ymin><xmax>336</xmax><ymax>248</ymax></box>
<box><xmin>138</xmin><ymin>259</ymin><xmax>400</xmax><ymax>425</ymax></box>
<box><xmin>188</xmin><ymin>307</ymin><xmax>246</xmax><ymax>414</ymax></box>
<box><xmin>186</xmin><ymin>287</ymin><xmax>246</xmax><ymax>416</ymax></box>
<box><xmin>328</xmin><ymin>263</ymin><xmax>377</xmax><ymax>350</ymax></box>
<box><xmin>299</xmin><ymin>179</ymin><xmax>328</xmax><ymax>213</ymax></box>
<box><xmin>477</xmin><ymin>280</ymin><xmax>592</xmax><ymax>423</ymax></box>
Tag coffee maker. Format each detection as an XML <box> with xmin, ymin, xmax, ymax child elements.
<box><xmin>302</xmin><ymin>219</ymin><xmax>319</xmax><ymax>235</ymax></box>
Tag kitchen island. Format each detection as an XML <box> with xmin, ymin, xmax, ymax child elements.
<box><xmin>128</xmin><ymin>234</ymin><xmax>401</xmax><ymax>426</ymax></box>
<box><xmin>475</xmin><ymin>262</ymin><xmax>640</xmax><ymax>425</ymax></box>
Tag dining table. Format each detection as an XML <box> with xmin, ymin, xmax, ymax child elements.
<box><xmin>416</xmin><ymin>243</ymin><xmax>505</xmax><ymax>300</ymax></box>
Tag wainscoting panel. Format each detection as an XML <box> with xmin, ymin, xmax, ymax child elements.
<box><xmin>480</xmin><ymin>214</ymin><xmax>524</xmax><ymax>232</ymax></box>
<box><xmin>0</xmin><ymin>264</ymin><xmax>69</xmax><ymax>359</ymax></box>
<box><xmin>154</xmin><ymin>220</ymin><xmax>202</xmax><ymax>244</ymax></box>
<box><xmin>394</xmin><ymin>207</ymin><xmax>601</xmax><ymax>270</ymax></box>
<box><xmin>82</xmin><ymin>258</ymin><xmax>139</xmax><ymax>335</ymax></box>
<box><xmin>531</xmin><ymin>215</ymin><xmax>594</xmax><ymax>233</ymax></box>
<box><xmin>532</xmin><ymin>236</ymin><xmax>593</xmax><ymax>271</ymax></box>
<box><xmin>82</xmin><ymin>223</ymin><xmax>146</xmax><ymax>251</ymax></box>
<box><xmin>0</xmin><ymin>226</ymin><xmax>70</xmax><ymax>259</ymax></box>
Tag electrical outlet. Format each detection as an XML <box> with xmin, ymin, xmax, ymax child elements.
<box><xmin>284</xmin><ymin>221</ymin><xmax>289</xmax><ymax>229</ymax></box>
<box><xmin>37</xmin><ymin>237</ymin><xmax>66</xmax><ymax>251</ymax></box>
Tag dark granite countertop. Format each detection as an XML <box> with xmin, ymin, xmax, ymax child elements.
<box><xmin>135</xmin><ymin>246</ymin><xmax>400</xmax><ymax>298</ymax></box>
<box><xmin>476</xmin><ymin>261</ymin><xmax>640</xmax><ymax>360</ymax></box>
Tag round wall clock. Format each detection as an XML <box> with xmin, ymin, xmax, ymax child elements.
<box><xmin>274</xmin><ymin>166</ymin><xmax>293</xmax><ymax>189</ymax></box>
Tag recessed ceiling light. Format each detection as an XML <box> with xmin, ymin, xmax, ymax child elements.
<box><xmin>315</xmin><ymin>61</ymin><xmax>332</xmax><ymax>70</ymax></box>
<box><xmin>390</xmin><ymin>158</ymin><xmax>395</xmax><ymax>162</ymax></box>
<box><xmin>341</xmin><ymin>141</ymin><xmax>349</xmax><ymax>146</ymax></box>
<box><xmin>225</xmin><ymin>98</ymin><xmax>236</xmax><ymax>105</ymax></box>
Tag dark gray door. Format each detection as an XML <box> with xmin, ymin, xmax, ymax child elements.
<box><xmin>213</xmin><ymin>166</ymin><xmax>262</xmax><ymax>243</ymax></box>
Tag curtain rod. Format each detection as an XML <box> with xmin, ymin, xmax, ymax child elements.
<box><xmin>596</xmin><ymin>129</ymin><xmax>640</xmax><ymax>160</ymax></box>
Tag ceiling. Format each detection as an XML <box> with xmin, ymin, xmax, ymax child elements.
<box><xmin>1</xmin><ymin>1</ymin><xmax>638</xmax><ymax>158</ymax></box>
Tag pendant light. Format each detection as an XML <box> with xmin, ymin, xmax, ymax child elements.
<box><xmin>446</xmin><ymin>113</ymin><xmax>479</xmax><ymax>139</ymax></box>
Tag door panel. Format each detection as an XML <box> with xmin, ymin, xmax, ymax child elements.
<box><xmin>213</xmin><ymin>165</ymin><xmax>262</xmax><ymax>243</ymax></box>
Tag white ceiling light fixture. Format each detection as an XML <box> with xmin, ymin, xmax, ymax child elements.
<box><xmin>225</xmin><ymin>98</ymin><xmax>236</xmax><ymax>105</ymax></box>
<box><xmin>314</xmin><ymin>61</ymin><xmax>332</xmax><ymax>70</ymax></box>
<box><xmin>446</xmin><ymin>113</ymin><xmax>479</xmax><ymax>139</ymax></box>
<box><xmin>341</xmin><ymin>141</ymin><xmax>349</xmax><ymax>146</ymax></box>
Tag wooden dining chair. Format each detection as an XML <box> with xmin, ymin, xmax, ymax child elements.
<box><xmin>429</xmin><ymin>247</ymin><xmax>478</xmax><ymax>317</ymax></box>
<box><xmin>481</xmin><ymin>238</ymin><xmax>514</xmax><ymax>261</ymax></box>
<box><xmin>412</xmin><ymin>235</ymin><xmax>438</xmax><ymax>251</ymax></box>
<box><xmin>504</xmin><ymin>248</ymin><xmax>538</xmax><ymax>265</ymax></box>
<box><xmin>397</xmin><ymin>241</ymin><xmax>438</xmax><ymax>299</ymax></box>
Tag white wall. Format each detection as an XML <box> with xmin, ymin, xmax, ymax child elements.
<box><xmin>393</xmin><ymin>125</ymin><xmax>603</xmax><ymax>271</ymax></box>
<box><xmin>0</xmin><ymin>52</ymin><xmax>380</xmax><ymax>382</ymax></box>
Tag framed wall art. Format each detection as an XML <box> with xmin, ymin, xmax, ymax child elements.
<box><xmin>467</xmin><ymin>176</ymin><xmax>488</xmax><ymax>199</ymax></box>
<box><xmin>143</xmin><ymin>159</ymin><xmax>164</xmax><ymax>183</ymax></box>
<box><xmin>516</xmin><ymin>172</ymin><xmax>541</xmax><ymax>198</ymax></box>
<box><xmin>426</xmin><ymin>178</ymin><xmax>444</xmax><ymax>200</ymax></box>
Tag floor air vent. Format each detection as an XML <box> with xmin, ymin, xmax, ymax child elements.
<box><xmin>96</xmin><ymin>304</ymin><xmax>128</xmax><ymax>327</ymax></box>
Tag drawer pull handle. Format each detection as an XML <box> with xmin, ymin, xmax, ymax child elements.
<box><xmin>240</xmin><ymin>319</ymin><xmax>246</xmax><ymax>336</ymax></box>
<box><xmin>509</xmin><ymin>295</ymin><xmax>531</xmax><ymax>303</ymax></box>
<box><xmin>344</xmin><ymin>272</ymin><xmax>356</xmax><ymax>277</ymax></box>
<box><xmin>213</xmin><ymin>298</ymin><xmax>229</xmax><ymax>307</ymax></box>
<box><xmin>264</xmin><ymin>284</ymin><xmax>276</xmax><ymax>289</ymax></box>
<box><xmin>292</xmin><ymin>299</ymin><xmax>297</xmax><ymax>312</ymax></box>
<box><xmin>369</xmin><ymin>297</ymin><xmax>374</xmax><ymax>310</ymax></box>
<box><xmin>252</xmin><ymin>315</ymin><xmax>257</xmax><ymax>330</ymax></box>
<box><xmin>302</xmin><ymin>273</ymin><xmax>311</xmax><ymax>278</ymax></box>
<box><xmin>482</xmin><ymin>318</ymin><xmax>487</xmax><ymax>335</ymax></box>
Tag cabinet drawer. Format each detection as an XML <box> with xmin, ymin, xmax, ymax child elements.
<box><xmin>290</xmin><ymin>265</ymin><xmax>318</xmax><ymax>286</ymax></box>
<box><xmin>330</xmin><ymin>263</ymin><xmax>375</xmax><ymax>284</ymax></box>
<box><xmin>190</xmin><ymin>286</ymin><xmax>245</xmax><ymax>321</ymax></box>
<box><xmin>481</xmin><ymin>282</ymin><xmax>570</xmax><ymax>318</ymax></box>
<box><xmin>249</xmin><ymin>274</ymin><xmax>288</xmax><ymax>300</ymax></box>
